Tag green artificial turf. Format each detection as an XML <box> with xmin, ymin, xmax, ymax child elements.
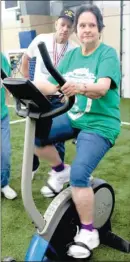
<box><xmin>1</xmin><ymin>98</ymin><xmax>130</xmax><ymax>261</ymax></box>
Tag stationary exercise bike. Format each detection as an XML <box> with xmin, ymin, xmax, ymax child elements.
<box><xmin>2</xmin><ymin>42</ymin><xmax>130</xmax><ymax>262</ymax></box>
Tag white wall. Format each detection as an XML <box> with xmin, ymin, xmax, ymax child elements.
<box><xmin>95</xmin><ymin>1</ymin><xmax>130</xmax><ymax>98</ymax></box>
<box><xmin>94</xmin><ymin>1</ymin><xmax>120</xmax><ymax>9</ymax></box>
<box><xmin>1</xmin><ymin>1</ymin><xmax>16</xmax><ymax>24</ymax></box>
<box><xmin>121</xmin><ymin>1</ymin><xmax>130</xmax><ymax>98</ymax></box>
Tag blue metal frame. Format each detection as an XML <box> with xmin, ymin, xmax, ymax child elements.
<box><xmin>25</xmin><ymin>234</ymin><xmax>49</xmax><ymax>261</ymax></box>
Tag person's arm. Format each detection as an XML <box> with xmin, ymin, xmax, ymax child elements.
<box><xmin>21</xmin><ymin>53</ymin><xmax>30</xmax><ymax>78</ymax></box>
<box><xmin>61</xmin><ymin>48</ymin><xmax>120</xmax><ymax>99</ymax></box>
<box><xmin>33</xmin><ymin>53</ymin><xmax>67</xmax><ymax>95</ymax></box>
<box><xmin>60</xmin><ymin>78</ymin><xmax>111</xmax><ymax>99</ymax></box>
<box><xmin>83</xmin><ymin>48</ymin><xmax>120</xmax><ymax>98</ymax></box>
<box><xmin>34</xmin><ymin>50</ymin><xmax>69</xmax><ymax>95</ymax></box>
<box><xmin>33</xmin><ymin>80</ymin><xmax>59</xmax><ymax>95</ymax></box>
<box><xmin>80</xmin><ymin>78</ymin><xmax>111</xmax><ymax>98</ymax></box>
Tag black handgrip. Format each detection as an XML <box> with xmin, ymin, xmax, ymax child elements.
<box><xmin>38</xmin><ymin>42</ymin><xmax>75</xmax><ymax>113</ymax></box>
<box><xmin>38</xmin><ymin>42</ymin><xmax>66</xmax><ymax>87</ymax></box>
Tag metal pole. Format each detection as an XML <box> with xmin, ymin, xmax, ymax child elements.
<box><xmin>21</xmin><ymin>117</ymin><xmax>45</xmax><ymax>232</ymax></box>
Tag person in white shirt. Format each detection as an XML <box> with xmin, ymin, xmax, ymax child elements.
<box><xmin>21</xmin><ymin>9</ymin><xmax>77</xmax><ymax>81</ymax></box>
<box><xmin>21</xmin><ymin>8</ymin><xmax>78</xmax><ymax>180</ymax></box>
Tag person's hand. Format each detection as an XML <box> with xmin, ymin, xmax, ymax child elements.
<box><xmin>58</xmin><ymin>93</ymin><xmax>66</xmax><ymax>103</ymax></box>
<box><xmin>23</xmin><ymin>73</ymin><xmax>29</xmax><ymax>79</ymax></box>
<box><xmin>61</xmin><ymin>82</ymin><xmax>82</xmax><ymax>97</ymax></box>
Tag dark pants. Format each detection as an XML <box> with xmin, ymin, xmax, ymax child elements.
<box><xmin>32</xmin><ymin>96</ymin><xmax>65</xmax><ymax>171</ymax></box>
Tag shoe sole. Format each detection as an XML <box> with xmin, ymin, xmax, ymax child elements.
<box><xmin>67</xmin><ymin>238</ymin><xmax>100</xmax><ymax>259</ymax></box>
<box><xmin>41</xmin><ymin>192</ymin><xmax>56</xmax><ymax>198</ymax></box>
<box><xmin>40</xmin><ymin>185</ymin><xmax>64</xmax><ymax>197</ymax></box>
<box><xmin>41</xmin><ymin>177</ymin><xmax>69</xmax><ymax>198</ymax></box>
<box><xmin>1</xmin><ymin>192</ymin><xmax>17</xmax><ymax>200</ymax></box>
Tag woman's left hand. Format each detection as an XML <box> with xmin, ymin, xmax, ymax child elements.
<box><xmin>61</xmin><ymin>82</ymin><xmax>81</xmax><ymax>97</ymax></box>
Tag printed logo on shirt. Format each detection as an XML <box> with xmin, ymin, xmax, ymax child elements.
<box><xmin>63</xmin><ymin>68</ymin><xmax>96</xmax><ymax>84</ymax></box>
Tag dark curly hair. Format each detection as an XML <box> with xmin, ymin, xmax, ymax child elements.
<box><xmin>74</xmin><ymin>4</ymin><xmax>105</xmax><ymax>33</ymax></box>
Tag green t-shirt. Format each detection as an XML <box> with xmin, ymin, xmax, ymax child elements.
<box><xmin>48</xmin><ymin>43</ymin><xmax>121</xmax><ymax>145</ymax></box>
<box><xmin>1</xmin><ymin>53</ymin><xmax>11</xmax><ymax>119</ymax></box>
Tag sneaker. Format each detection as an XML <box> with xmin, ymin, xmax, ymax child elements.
<box><xmin>40</xmin><ymin>164</ymin><xmax>71</xmax><ymax>197</ymax></box>
<box><xmin>1</xmin><ymin>185</ymin><xmax>17</xmax><ymax>200</ymax></box>
<box><xmin>48</xmin><ymin>168</ymin><xmax>94</xmax><ymax>181</ymax></box>
<box><xmin>67</xmin><ymin>228</ymin><xmax>100</xmax><ymax>259</ymax></box>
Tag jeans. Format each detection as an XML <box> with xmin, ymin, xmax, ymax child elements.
<box><xmin>35</xmin><ymin>113</ymin><xmax>112</xmax><ymax>187</ymax></box>
<box><xmin>1</xmin><ymin>115</ymin><xmax>11</xmax><ymax>187</ymax></box>
<box><xmin>33</xmin><ymin>96</ymin><xmax>65</xmax><ymax>171</ymax></box>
